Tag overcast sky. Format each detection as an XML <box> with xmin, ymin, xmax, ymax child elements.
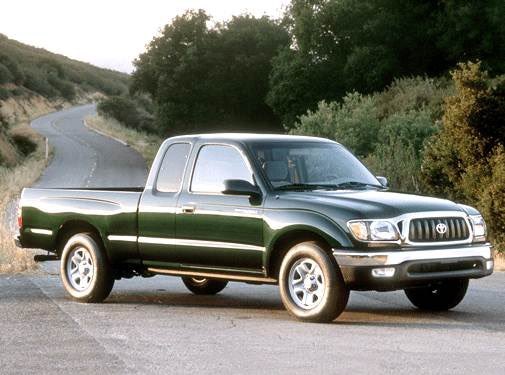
<box><xmin>1</xmin><ymin>0</ymin><xmax>290</xmax><ymax>73</ymax></box>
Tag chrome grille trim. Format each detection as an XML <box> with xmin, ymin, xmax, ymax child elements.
<box><xmin>398</xmin><ymin>211</ymin><xmax>473</xmax><ymax>247</ymax></box>
<box><xmin>408</xmin><ymin>217</ymin><xmax>470</xmax><ymax>242</ymax></box>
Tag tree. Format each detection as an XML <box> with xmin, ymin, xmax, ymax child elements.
<box><xmin>268</xmin><ymin>0</ymin><xmax>505</xmax><ymax>129</ymax></box>
<box><xmin>422</xmin><ymin>62</ymin><xmax>505</xmax><ymax>251</ymax></box>
<box><xmin>209</xmin><ymin>15</ymin><xmax>290</xmax><ymax>127</ymax></box>
<box><xmin>132</xmin><ymin>10</ymin><xmax>288</xmax><ymax>134</ymax></box>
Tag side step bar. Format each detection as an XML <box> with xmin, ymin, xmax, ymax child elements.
<box><xmin>34</xmin><ymin>254</ymin><xmax>59</xmax><ymax>262</ymax></box>
<box><xmin>147</xmin><ymin>267</ymin><xmax>278</xmax><ymax>284</ymax></box>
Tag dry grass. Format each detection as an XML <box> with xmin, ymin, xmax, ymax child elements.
<box><xmin>494</xmin><ymin>251</ymin><xmax>505</xmax><ymax>271</ymax></box>
<box><xmin>0</xmin><ymin>132</ymin><xmax>19</xmax><ymax>166</ymax></box>
<box><xmin>85</xmin><ymin>115</ymin><xmax>163</xmax><ymax>168</ymax></box>
<box><xmin>0</xmin><ymin>122</ymin><xmax>48</xmax><ymax>273</ymax></box>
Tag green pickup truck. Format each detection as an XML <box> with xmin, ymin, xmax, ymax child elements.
<box><xmin>16</xmin><ymin>134</ymin><xmax>493</xmax><ymax>322</ymax></box>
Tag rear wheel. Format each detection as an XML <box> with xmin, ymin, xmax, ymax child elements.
<box><xmin>404</xmin><ymin>279</ymin><xmax>469</xmax><ymax>311</ymax></box>
<box><xmin>279</xmin><ymin>241</ymin><xmax>349</xmax><ymax>323</ymax></box>
<box><xmin>60</xmin><ymin>233</ymin><xmax>114</xmax><ymax>302</ymax></box>
<box><xmin>182</xmin><ymin>277</ymin><xmax>228</xmax><ymax>295</ymax></box>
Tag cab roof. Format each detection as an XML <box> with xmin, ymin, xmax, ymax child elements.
<box><xmin>165</xmin><ymin>133</ymin><xmax>336</xmax><ymax>145</ymax></box>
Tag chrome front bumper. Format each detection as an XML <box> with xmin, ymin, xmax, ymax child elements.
<box><xmin>333</xmin><ymin>244</ymin><xmax>492</xmax><ymax>267</ymax></box>
<box><xmin>333</xmin><ymin>244</ymin><xmax>493</xmax><ymax>291</ymax></box>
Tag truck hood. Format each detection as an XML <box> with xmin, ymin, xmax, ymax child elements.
<box><xmin>278</xmin><ymin>190</ymin><xmax>466</xmax><ymax>219</ymax></box>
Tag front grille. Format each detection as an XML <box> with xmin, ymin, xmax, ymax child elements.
<box><xmin>408</xmin><ymin>217</ymin><xmax>470</xmax><ymax>243</ymax></box>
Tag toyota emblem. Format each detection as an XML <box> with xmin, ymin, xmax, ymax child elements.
<box><xmin>436</xmin><ymin>223</ymin><xmax>448</xmax><ymax>234</ymax></box>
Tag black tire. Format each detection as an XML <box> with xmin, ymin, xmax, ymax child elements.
<box><xmin>182</xmin><ymin>277</ymin><xmax>228</xmax><ymax>295</ymax></box>
<box><xmin>404</xmin><ymin>279</ymin><xmax>469</xmax><ymax>311</ymax></box>
<box><xmin>60</xmin><ymin>233</ymin><xmax>114</xmax><ymax>303</ymax></box>
<box><xmin>278</xmin><ymin>241</ymin><xmax>349</xmax><ymax>323</ymax></box>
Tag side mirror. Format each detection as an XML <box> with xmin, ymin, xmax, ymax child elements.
<box><xmin>376</xmin><ymin>176</ymin><xmax>388</xmax><ymax>187</ymax></box>
<box><xmin>223</xmin><ymin>179</ymin><xmax>261</xmax><ymax>198</ymax></box>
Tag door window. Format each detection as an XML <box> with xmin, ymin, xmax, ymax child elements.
<box><xmin>156</xmin><ymin>143</ymin><xmax>191</xmax><ymax>192</ymax></box>
<box><xmin>191</xmin><ymin>145</ymin><xmax>253</xmax><ymax>193</ymax></box>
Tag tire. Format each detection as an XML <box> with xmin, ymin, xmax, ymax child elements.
<box><xmin>404</xmin><ymin>279</ymin><xmax>469</xmax><ymax>311</ymax></box>
<box><xmin>182</xmin><ymin>277</ymin><xmax>228</xmax><ymax>295</ymax></box>
<box><xmin>60</xmin><ymin>233</ymin><xmax>114</xmax><ymax>303</ymax></box>
<box><xmin>278</xmin><ymin>241</ymin><xmax>349</xmax><ymax>323</ymax></box>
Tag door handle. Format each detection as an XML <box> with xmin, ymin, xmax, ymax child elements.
<box><xmin>181</xmin><ymin>204</ymin><xmax>196</xmax><ymax>214</ymax></box>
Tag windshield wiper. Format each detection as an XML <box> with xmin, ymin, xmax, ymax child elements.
<box><xmin>275</xmin><ymin>181</ymin><xmax>385</xmax><ymax>191</ymax></box>
<box><xmin>275</xmin><ymin>183</ymin><xmax>340</xmax><ymax>191</ymax></box>
<box><xmin>334</xmin><ymin>181</ymin><xmax>385</xmax><ymax>189</ymax></box>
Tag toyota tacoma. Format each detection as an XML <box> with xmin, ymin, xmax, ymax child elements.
<box><xmin>15</xmin><ymin>134</ymin><xmax>494</xmax><ymax>322</ymax></box>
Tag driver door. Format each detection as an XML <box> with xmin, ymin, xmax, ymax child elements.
<box><xmin>176</xmin><ymin>144</ymin><xmax>265</xmax><ymax>272</ymax></box>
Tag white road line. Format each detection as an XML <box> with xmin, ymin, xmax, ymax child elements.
<box><xmin>83</xmin><ymin>119</ymin><xmax>129</xmax><ymax>146</ymax></box>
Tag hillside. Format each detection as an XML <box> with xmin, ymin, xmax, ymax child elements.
<box><xmin>0</xmin><ymin>33</ymin><xmax>128</xmax><ymax>102</ymax></box>
<box><xmin>0</xmin><ymin>34</ymin><xmax>130</xmax><ymax>167</ymax></box>
<box><xmin>0</xmin><ymin>35</ymin><xmax>130</xmax><ymax>271</ymax></box>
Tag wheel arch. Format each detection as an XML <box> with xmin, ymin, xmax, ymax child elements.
<box><xmin>266</xmin><ymin>228</ymin><xmax>340</xmax><ymax>279</ymax></box>
<box><xmin>54</xmin><ymin>220</ymin><xmax>106</xmax><ymax>258</ymax></box>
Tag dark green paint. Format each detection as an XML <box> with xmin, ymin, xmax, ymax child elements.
<box><xmin>19</xmin><ymin>134</ymin><xmax>477</xmax><ymax>280</ymax></box>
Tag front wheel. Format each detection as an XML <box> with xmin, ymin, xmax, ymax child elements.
<box><xmin>279</xmin><ymin>241</ymin><xmax>349</xmax><ymax>323</ymax></box>
<box><xmin>404</xmin><ymin>279</ymin><xmax>469</xmax><ymax>311</ymax></box>
<box><xmin>60</xmin><ymin>233</ymin><xmax>114</xmax><ymax>302</ymax></box>
<box><xmin>182</xmin><ymin>277</ymin><xmax>228</xmax><ymax>295</ymax></box>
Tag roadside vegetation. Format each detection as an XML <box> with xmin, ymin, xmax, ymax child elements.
<box><xmin>0</xmin><ymin>120</ymin><xmax>47</xmax><ymax>272</ymax></box>
<box><xmin>86</xmin><ymin>114</ymin><xmax>162</xmax><ymax>167</ymax></box>
<box><xmin>0</xmin><ymin>35</ymin><xmax>131</xmax><ymax>272</ymax></box>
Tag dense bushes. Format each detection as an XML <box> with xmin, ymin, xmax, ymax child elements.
<box><xmin>422</xmin><ymin>62</ymin><xmax>505</xmax><ymax>251</ymax></box>
<box><xmin>0</xmin><ymin>63</ymin><xmax>14</xmax><ymax>84</ymax></box>
<box><xmin>10</xmin><ymin>133</ymin><xmax>37</xmax><ymax>156</ymax></box>
<box><xmin>293</xmin><ymin>94</ymin><xmax>380</xmax><ymax>157</ymax></box>
<box><xmin>291</xmin><ymin>77</ymin><xmax>449</xmax><ymax>192</ymax></box>
<box><xmin>97</xmin><ymin>96</ymin><xmax>154</xmax><ymax>132</ymax></box>
<box><xmin>0</xmin><ymin>34</ymin><xmax>128</xmax><ymax>101</ymax></box>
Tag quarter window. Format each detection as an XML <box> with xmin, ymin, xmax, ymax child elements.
<box><xmin>156</xmin><ymin>143</ymin><xmax>191</xmax><ymax>192</ymax></box>
<box><xmin>191</xmin><ymin>145</ymin><xmax>254</xmax><ymax>193</ymax></box>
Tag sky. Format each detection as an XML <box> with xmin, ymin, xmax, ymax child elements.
<box><xmin>0</xmin><ymin>0</ymin><xmax>290</xmax><ymax>73</ymax></box>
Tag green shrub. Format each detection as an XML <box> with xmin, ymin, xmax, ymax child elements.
<box><xmin>422</xmin><ymin>62</ymin><xmax>505</xmax><ymax>251</ymax></box>
<box><xmin>364</xmin><ymin>109</ymin><xmax>437</xmax><ymax>192</ymax></box>
<box><xmin>23</xmin><ymin>71</ymin><xmax>58</xmax><ymax>97</ymax></box>
<box><xmin>0</xmin><ymin>62</ymin><xmax>13</xmax><ymax>84</ymax></box>
<box><xmin>290</xmin><ymin>76</ymin><xmax>450</xmax><ymax>192</ymax></box>
<box><xmin>97</xmin><ymin>96</ymin><xmax>154</xmax><ymax>132</ymax></box>
<box><xmin>365</xmin><ymin>136</ymin><xmax>421</xmax><ymax>192</ymax></box>
<box><xmin>47</xmin><ymin>73</ymin><xmax>76</xmax><ymax>101</ymax></box>
<box><xmin>11</xmin><ymin>134</ymin><xmax>36</xmax><ymax>156</ymax></box>
<box><xmin>10</xmin><ymin>87</ymin><xmax>27</xmax><ymax>96</ymax></box>
<box><xmin>0</xmin><ymin>87</ymin><xmax>10</xmax><ymax>100</ymax></box>
<box><xmin>292</xmin><ymin>93</ymin><xmax>380</xmax><ymax>157</ymax></box>
<box><xmin>375</xmin><ymin>77</ymin><xmax>453</xmax><ymax>120</ymax></box>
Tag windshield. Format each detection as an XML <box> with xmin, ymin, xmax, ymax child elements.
<box><xmin>249</xmin><ymin>141</ymin><xmax>381</xmax><ymax>190</ymax></box>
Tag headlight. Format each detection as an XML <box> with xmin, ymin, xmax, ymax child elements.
<box><xmin>470</xmin><ymin>215</ymin><xmax>487</xmax><ymax>241</ymax></box>
<box><xmin>348</xmin><ymin>220</ymin><xmax>399</xmax><ymax>242</ymax></box>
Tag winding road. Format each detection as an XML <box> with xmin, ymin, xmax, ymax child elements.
<box><xmin>0</xmin><ymin>106</ymin><xmax>504</xmax><ymax>374</ymax></box>
<box><xmin>32</xmin><ymin>104</ymin><xmax>147</xmax><ymax>188</ymax></box>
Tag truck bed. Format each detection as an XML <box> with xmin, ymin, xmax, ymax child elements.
<box><xmin>19</xmin><ymin>187</ymin><xmax>143</xmax><ymax>261</ymax></box>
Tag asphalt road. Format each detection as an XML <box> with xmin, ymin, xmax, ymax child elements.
<box><xmin>1</xmin><ymin>106</ymin><xmax>504</xmax><ymax>374</ymax></box>
<box><xmin>32</xmin><ymin>104</ymin><xmax>147</xmax><ymax>188</ymax></box>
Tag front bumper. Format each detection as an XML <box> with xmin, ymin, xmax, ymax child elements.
<box><xmin>333</xmin><ymin>244</ymin><xmax>493</xmax><ymax>291</ymax></box>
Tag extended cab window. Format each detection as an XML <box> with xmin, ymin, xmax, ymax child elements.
<box><xmin>156</xmin><ymin>143</ymin><xmax>191</xmax><ymax>192</ymax></box>
<box><xmin>191</xmin><ymin>145</ymin><xmax>253</xmax><ymax>193</ymax></box>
